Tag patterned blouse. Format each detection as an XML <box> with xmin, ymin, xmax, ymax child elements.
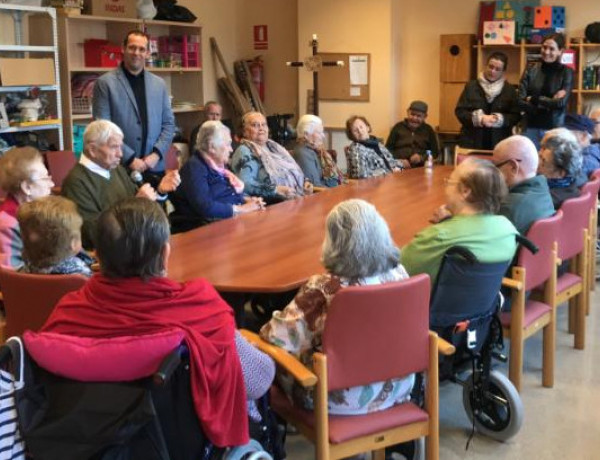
<box><xmin>345</xmin><ymin>138</ymin><xmax>401</xmax><ymax>179</ymax></box>
<box><xmin>260</xmin><ymin>266</ymin><xmax>415</xmax><ymax>415</ymax></box>
<box><xmin>20</xmin><ymin>254</ymin><xmax>93</xmax><ymax>277</ymax></box>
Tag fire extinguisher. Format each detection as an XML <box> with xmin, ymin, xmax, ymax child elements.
<box><xmin>248</xmin><ymin>56</ymin><xmax>265</xmax><ymax>102</ymax></box>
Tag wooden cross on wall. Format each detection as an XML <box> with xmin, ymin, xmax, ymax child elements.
<box><xmin>286</xmin><ymin>34</ymin><xmax>344</xmax><ymax>116</ymax></box>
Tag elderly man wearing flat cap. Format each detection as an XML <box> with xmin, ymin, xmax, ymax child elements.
<box><xmin>385</xmin><ymin>100</ymin><xmax>440</xmax><ymax>168</ymax></box>
<box><xmin>564</xmin><ymin>113</ymin><xmax>600</xmax><ymax>178</ymax></box>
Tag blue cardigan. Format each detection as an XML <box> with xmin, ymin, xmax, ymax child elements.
<box><xmin>171</xmin><ymin>154</ymin><xmax>245</xmax><ymax>231</ymax></box>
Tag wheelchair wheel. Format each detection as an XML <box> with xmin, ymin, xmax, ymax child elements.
<box><xmin>462</xmin><ymin>370</ymin><xmax>523</xmax><ymax>441</ymax></box>
<box><xmin>224</xmin><ymin>439</ymin><xmax>273</xmax><ymax>460</ymax></box>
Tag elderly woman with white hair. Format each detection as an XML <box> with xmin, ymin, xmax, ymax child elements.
<box><xmin>260</xmin><ymin>199</ymin><xmax>413</xmax><ymax>415</ymax></box>
<box><xmin>537</xmin><ymin>127</ymin><xmax>584</xmax><ymax>209</ymax></box>
<box><xmin>170</xmin><ymin>120</ymin><xmax>265</xmax><ymax>233</ymax></box>
<box><xmin>293</xmin><ymin>114</ymin><xmax>343</xmax><ymax>188</ymax></box>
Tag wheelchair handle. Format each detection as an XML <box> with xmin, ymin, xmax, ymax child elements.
<box><xmin>153</xmin><ymin>345</ymin><xmax>185</xmax><ymax>386</ymax></box>
<box><xmin>516</xmin><ymin>234</ymin><xmax>538</xmax><ymax>255</ymax></box>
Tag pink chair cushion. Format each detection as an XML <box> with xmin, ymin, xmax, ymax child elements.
<box><xmin>23</xmin><ymin>329</ymin><xmax>185</xmax><ymax>382</ymax></box>
<box><xmin>271</xmin><ymin>386</ymin><xmax>428</xmax><ymax>444</ymax></box>
<box><xmin>556</xmin><ymin>272</ymin><xmax>582</xmax><ymax>294</ymax></box>
<box><xmin>501</xmin><ymin>300</ymin><xmax>552</xmax><ymax>330</ymax></box>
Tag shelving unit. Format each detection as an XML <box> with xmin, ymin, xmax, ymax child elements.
<box><xmin>57</xmin><ymin>13</ymin><xmax>203</xmax><ymax>151</ymax></box>
<box><xmin>569</xmin><ymin>40</ymin><xmax>600</xmax><ymax>114</ymax></box>
<box><xmin>0</xmin><ymin>3</ymin><xmax>64</xmax><ymax>149</ymax></box>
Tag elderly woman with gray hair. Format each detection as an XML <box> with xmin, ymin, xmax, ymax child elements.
<box><xmin>231</xmin><ymin>111</ymin><xmax>312</xmax><ymax>203</ymax></box>
<box><xmin>293</xmin><ymin>114</ymin><xmax>343</xmax><ymax>188</ymax></box>
<box><xmin>170</xmin><ymin>120</ymin><xmax>265</xmax><ymax>233</ymax></box>
<box><xmin>537</xmin><ymin>127</ymin><xmax>584</xmax><ymax>209</ymax></box>
<box><xmin>260</xmin><ymin>199</ymin><xmax>413</xmax><ymax>415</ymax></box>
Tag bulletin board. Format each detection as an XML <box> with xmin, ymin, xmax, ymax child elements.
<box><xmin>318</xmin><ymin>53</ymin><xmax>370</xmax><ymax>102</ymax></box>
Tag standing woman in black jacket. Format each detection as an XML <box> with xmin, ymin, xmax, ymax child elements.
<box><xmin>455</xmin><ymin>52</ymin><xmax>520</xmax><ymax>150</ymax></box>
<box><xmin>518</xmin><ymin>33</ymin><xmax>573</xmax><ymax>149</ymax></box>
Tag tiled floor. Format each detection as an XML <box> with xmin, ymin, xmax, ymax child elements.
<box><xmin>284</xmin><ymin>289</ymin><xmax>600</xmax><ymax>460</ymax></box>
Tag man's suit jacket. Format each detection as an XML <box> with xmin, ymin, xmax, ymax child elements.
<box><xmin>92</xmin><ymin>65</ymin><xmax>175</xmax><ymax>173</ymax></box>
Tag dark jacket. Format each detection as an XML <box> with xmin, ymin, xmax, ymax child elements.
<box><xmin>455</xmin><ymin>80</ymin><xmax>520</xmax><ymax>150</ymax></box>
<box><xmin>550</xmin><ymin>181</ymin><xmax>580</xmax><ymax>210</ymax></box>
<box><xmin>385</xmin><ymin>120</ymin><xmax>440</xmax><ymax>163</ymax></box>
<box><xmin>170</xmin><ymin>154</ymin><xmax>245</xmax><ymax>233</ymax></box>
<box><xmin>14</xmin><ymin>345</ymin><xmax>211</xmax><ymax>460</ymax></box>
<box><xmin>498</xmin><ymin>175</ymin><xmax>555</xmax><ymax>235</ymax></box>
<box><xmin>518</xmin><ymin>61</ymin><xmax>573</xmax><ymax>130</ymax></box>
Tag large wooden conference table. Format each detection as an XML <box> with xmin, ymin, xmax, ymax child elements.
<box><xmin>169</xmin><ymin>165</ymin><xmax>453</xmax><ymax>294</ymax></box>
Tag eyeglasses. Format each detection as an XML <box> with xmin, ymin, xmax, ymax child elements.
<box><xmin>494</xmin><ymin>158</ymin><xmax>522</xmax><ymax>168</ymax></box>
<box><xmin>29</xmin><ymin>175</ymin><xmax>53</xmax><ymax>183</ymax></box>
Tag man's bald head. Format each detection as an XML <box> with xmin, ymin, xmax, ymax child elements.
<box><xmin>493</xmin><ymin>135</ymin><xmax>538</xmax><ymax>187</ymax></box>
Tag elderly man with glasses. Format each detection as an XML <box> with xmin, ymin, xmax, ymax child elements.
<box><xmin>493</xmin><ymin>135</ymin><xmax>555</xmax><ymax>235</ymax></box>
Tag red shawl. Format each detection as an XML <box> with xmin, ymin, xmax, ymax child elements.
<box><xmin>41</xmin><ymin>274</ymin><xmax>249</xmax><ymax>447</ymax></box>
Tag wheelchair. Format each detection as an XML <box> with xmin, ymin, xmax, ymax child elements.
<box><xmin>429</xmin><ymin>246</ymin><xmax>524</xmax><ymax>442</ymax></box>
<box><xmin>0</xmin><ymin>337</ymin><xmax>275</xmax><ymax>460</ymax></box>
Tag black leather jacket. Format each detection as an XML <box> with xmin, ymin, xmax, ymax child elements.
<box><xmin>518</xmin><ymin>61</ymin><xmax>573</xmax><ymax>129</ymax></box>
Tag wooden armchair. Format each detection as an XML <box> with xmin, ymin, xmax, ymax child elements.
<box><xmin>501</xmin><ymin>211</ymin><xmax>562</xmax><ymax>391</ymax></box>
<box><xmin>242</xmin><ymin>274</ymin><xmax>440</xmax><ymax>460</ymax></box>
<box><xmin>453</xmin><ymin>146</ymin><xmax>493</xmax><ymax>166</ymax></box>
<box><xmin>552</xmin><ymin>193</ymin><xmax>592</xmax><ymax>350</ymax></box>
<box><xmin>580</xmin><ymin>175</ymin><xmax>600</xmax><ymax>304</ymax></box>
<box><xmin>0</xmin><ymin>269</ymin><xmax>87</xmax><ymax>338</ymax></box>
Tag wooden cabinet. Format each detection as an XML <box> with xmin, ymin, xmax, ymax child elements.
<box><xmin>439</xmin><ymin>34</ymin><xmax>476</xmax><ymax>133</ymax></box>
<box><xmin>0</xmin><ymin>4</ymin><xmax>64</xmax><ymax>149</ymax></box>
<box><xmin>57</xmin><ymin>13</ymin><xmax>203</xmax><ymax>151</ymax></box>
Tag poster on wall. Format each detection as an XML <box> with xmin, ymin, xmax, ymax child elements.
<box><xmin>254</xmin><ymin>25</ymin><xmax>268</xmax><ymax>50</ymax></box>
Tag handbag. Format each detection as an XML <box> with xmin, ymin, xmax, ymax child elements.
<box><xmin>0</xmin><ymin>337</ymin><xmax>26</xmax><ymax>460</ymax></box>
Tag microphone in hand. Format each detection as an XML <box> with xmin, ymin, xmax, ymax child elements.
<box><xmin>130</xmin><ymin>170</ymin><xmax>144</xmax><ymax>186</ymax></box>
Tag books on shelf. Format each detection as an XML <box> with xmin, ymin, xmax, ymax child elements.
<box><xmin>583</xmin><ymin>66</ymin><xmax>600</xmax><ymax>90</ymax></box>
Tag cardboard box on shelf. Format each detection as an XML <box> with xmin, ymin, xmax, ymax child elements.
<box><xmin>83</xmin><ymin>0</ymin><xmax>136</xmax><ymax>18</ymax></box>
<box><xmin>0</xmin><ymin>58</ymin><xmax>56</xmax><ymax>87</ymax></box>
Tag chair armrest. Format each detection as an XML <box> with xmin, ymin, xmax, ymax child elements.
<box><xmin>502</xmin><ymin>277</ymin><xmax>523</xmax><ymax>291</ymax></box>
<box><xmin>240</xmin><ymin>329</ymin><xmax>317</xmax><ymax>387</ymax></box>
<box><xmin>437</xmin><ymin>337</ymin><xmax>456</xmax><ymax>356</ymax></box>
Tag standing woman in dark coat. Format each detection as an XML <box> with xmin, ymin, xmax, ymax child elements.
<box><xmin>455</xmin><ymin>52</ymin><xmax>519</xmax><ymax>150</ymax></box>
<box><xmin>518</xmin><ymin>33</ymin><xmax>573</xmax><ymax>149</ymax></box>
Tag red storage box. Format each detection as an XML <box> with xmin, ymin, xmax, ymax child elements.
<box><xmin>84</xmin><ymin>39</ymin><xmax>123</xmax><ymax>68</ymax></box>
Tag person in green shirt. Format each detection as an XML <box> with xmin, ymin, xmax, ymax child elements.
<box><xmin>402</xmin><ymin>158</ymin><xmax>518</xmax><ymax>285</ymax></box>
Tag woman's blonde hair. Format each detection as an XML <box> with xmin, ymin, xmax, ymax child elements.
<box><xmin>18</xmin><ymin>196</ymin><xmax>83</xmax><ymax>268</ymax></box>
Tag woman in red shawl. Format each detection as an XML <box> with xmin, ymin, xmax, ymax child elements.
<box><xmin>42</xmin><ymin>197</ymin><xmax>273</xmax><ymax>447</ymax></box>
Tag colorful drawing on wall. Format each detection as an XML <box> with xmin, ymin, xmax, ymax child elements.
<box><xmin>483</xmin><ymin>20</ymin><xmax>516</xmax><ymax>45</ymax></box>
<box><xmin>551</xmin><ymin>6</ymin><xmax>565</xmax><ymax>29</ymax></box>
<box><xmin>534</xmin><ymin>5</ymin><xmax>552</xmax><ymax>28</ymax></box>
<box><xmin>483</xmin><ymin>1</ymin><xmax>541</xmax><ymax>42</ymax></box>
<box><xmin>494</xmin><ymin>1</ymin><xmax>516</xmax><ymax>20</ymax></box>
